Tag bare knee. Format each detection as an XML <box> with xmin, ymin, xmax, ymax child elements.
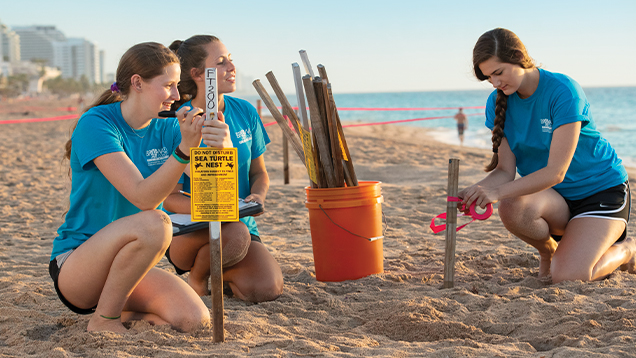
<box><xmin>221</xmin><ymin>223</ymin><xmax>251</xmax><ymax>268</ymax></box>
<box><xmin>171</xmin><ymin>306</ymin><xmax>210</xmax><ymax>332</ymax></box>
<box><xmin>498</xmin><ymin>197</ymin><xmax>527</xmax><ymax>227</ymax></box>
<box><xmin>550</xmin><ymin>256</ymin><xmax>592</xmax><ymax>283</ymax></box>
<box><xmin>133</xmin><ymin>210</ymin><xmax>172</xmax><ymax>253</ymax></box>
<box><xmin>240</xmin><ymin>276</ymin><xmax>283</xmax><ymax>303</ymax></box>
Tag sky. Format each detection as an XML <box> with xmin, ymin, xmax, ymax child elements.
<box><xmin>2</xmin><ymin>0</ymin><xmax>635</xmax><ymax>94</ymax></box>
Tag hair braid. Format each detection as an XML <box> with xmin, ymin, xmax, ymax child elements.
<box><xmin>485</xmin><ymin>89</ymin><xmax>508</xmax><ymax>172</ymax></box>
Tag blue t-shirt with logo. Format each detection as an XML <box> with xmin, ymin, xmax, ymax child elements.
<box><xmin>52</xmin><ymin>102</ymin><xmax>181</xmax><ymax>259</ymax></box>
<box><xmin>178</xmin><ymin>96</ymin><xmax>270</xmax><ymax>236</ymax></box>
<box><xmin>485</xmin><ymin>69</ymin><xmax>627</xmax><ymax>200</ymax></box>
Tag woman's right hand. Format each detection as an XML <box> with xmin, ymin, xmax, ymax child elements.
<box><xmin>458</xmin><ymin>184</ymin><xmax>500</xmax><ymax>211</ymax></box>
<box><xmin>176</xmin><ymin>106</ymin><xmax>205</xmax><ymax>150</ymax></box>
<box><xmin>202</xmin><ymin>111</ymin><xmax>233</xmax><ymax>148</ymax></box>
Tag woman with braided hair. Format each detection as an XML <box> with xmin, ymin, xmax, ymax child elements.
<box><xmin>459</xmin><ymin>28</ymin><xmax>635</xmax><ymax>283</ymax></box>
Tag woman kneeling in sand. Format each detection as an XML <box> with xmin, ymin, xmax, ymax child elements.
<box><xmin>49</xmin><ymin>42</ymin><xmax>235</xmax><ymax>332</ymax></box>
<box><xmin>161</xmin><ymin>35</ymin><xmax>283</xmax><ymax>302</ymax></box>
<box><xmin>459</xmin><ymin>28</ymin><xmax>635</xmax><ymax>283</ymax></box>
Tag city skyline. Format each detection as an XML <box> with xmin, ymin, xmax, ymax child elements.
<box><xmin>2</xmin><ymin>0</ymin><xmax>635</xmax><ymax>94</ymax></box>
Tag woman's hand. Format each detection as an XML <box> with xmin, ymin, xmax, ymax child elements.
<box><xmin>458</xmin><ymin>184</ymin><xmax>500</xmax><ymax>210</ymax></box>
<box><xmin>176</xmin><ymin>106</ymin><xmax>205</xmax><ymax>150</ymax></box>
<box><xmin>244</xmin><ymin>193</ymin><xmax>265</xmax><ymax>216</ymax></box>
<box><xmin>202</xmin><ymin>111</ymin><xmax>233</xmax><ymax>148</ymax></box>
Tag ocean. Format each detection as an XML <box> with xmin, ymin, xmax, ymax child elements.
<box><xmin>242</xmin><ymin>86</ymin><xmax>636</xmax><ymax>168</ymax></box>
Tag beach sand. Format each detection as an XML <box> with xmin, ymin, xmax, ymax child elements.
<box><xmin>1</xmin><ymin>98</ymin><xmax>636</xmax><ymax>357</ymax></box>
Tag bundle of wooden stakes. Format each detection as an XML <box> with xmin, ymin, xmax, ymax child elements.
<box><xmin>253</xmin><ymin>51</ymin><xmax>358</xmax><ymax>188</ymax></box>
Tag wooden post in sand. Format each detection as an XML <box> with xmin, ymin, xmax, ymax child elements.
<box><xmin>256</xmin><ymin>99</ymin><xmax>262</xmax><ymax>118</ymax></box>
<box><xmin>204</xmin><ymin>67</ymin><xmax>224</xmax><ymax>342</ymax></box>
<box><xmin>209</xmin><ymin>221</ymin><xmax>224</xmax><ymax>342</ymax></box>
<box><xmin>282</xmin><ymin>109</ymin><xmax>290</xmax><ymax>185</ymax></box>
<box><xmin>443</xmin><ymin>158</ymin><xmax>460</xmax><ymax>289</ymax></box>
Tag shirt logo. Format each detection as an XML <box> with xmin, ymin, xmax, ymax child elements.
<box><xmin>540</xmin><ymin>118</ymin><xmax>552</xmax><ymax>133</ymax></box>
<box><xmin>146</xmin><ymin>147</ymin><xmax>169</xmax><ymax>166</ymax></box>
<box><xmin>236</xmin><ymin>128</ymin><xmax>252</xmax><ymax>144</ymax></box>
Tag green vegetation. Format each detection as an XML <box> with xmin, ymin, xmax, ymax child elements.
<box><xmin>0</xmin><ymin>73</ymin><xmax>29</xmax><ymax>97</ymax></box>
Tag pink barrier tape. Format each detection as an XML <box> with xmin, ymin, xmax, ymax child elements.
<box><xmin>259</xmin><ymin>105</ymin><xmax>486</xmax><ymax>112</ymax></box>
<box><xmin>430</xmin><ymin>196</ymin><xmax>493</xmax><ymax>234</ymax></box>
<box><xmin>0</xmin><ymin>114</ymin><xmax>79</xmax><ymax>124</ymax></box>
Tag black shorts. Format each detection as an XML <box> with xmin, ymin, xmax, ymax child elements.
<box><xmin>165</xmin><ymin>234</ymin><xmax>261</xmax><ymax>275</ymax></box>
<box><xmin>49</xmin><ymin>250</ymin><xmax>96</xmax><ymax>315</ymax></box>
<box><xmin>553</xmin><ymin>181</ymin><xmax>631</xmax><ymax>243</ymax></box>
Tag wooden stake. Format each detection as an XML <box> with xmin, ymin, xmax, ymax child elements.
<box><xmin>282</xmin><ymin>109</ymin><xmax>290</xmax><ymax>185</ymax></box>
<box><xmin>443</xmin><ymin>158</ymin><xmax>460</xmax><ymax>289</ymax></box>
<box><xmin>205</xmin><ymin>68</ymin><xmax>224</xmax><ymax>342</ymax></box>
<box><xmin>252</xmin><ymin>80</ymin><xmax>305</xmax><ymax>165</ymax></box>
<box><xmin>292</xmin><ymin>63</ymin><xmax>317</xmax><ymax>188</ymax></box>
<box><xmin>256</xmin><ymin>99</ymin><xmax>262</xmax><ymax>118</ymax></box>
<box><xmin>292</xmin><ymin>63</ymin><xmax>310</xmax><ymax>130</ymax></box>
<box><xmin>317</xmin><ymin>64</ymin><xmax>358</xmax><ymax>186</ymax></box>
<box><xmin>312</xmin><ymin>131</ymin><xmax>326</xmax><ymax>188</ymax></box>
<box><xmin>209</xmin><ymin>221</ymin><xmax>224</xmax><ymax>342</ymax></box>
<box><xmin>302</xmin><ymin>75</ymin><xmax>336</xmax><ymax>188</ymax></box>
<box><xmin>327</xmin><ymin>83</ymin><xmax>358</xmax><ymax>186</ymax></box>
<box><xmin>265</xmin><ymin>72</ymin><xmax>302</xmax><ymax>138</ymax></box>
<box><xmin>317</xmin><ymin>64</ymin><xmax>329</xmax><ymax>83</ymax></box>
<box><xmin>299</xmin><ymin>50</ymin><xmax>315</xmax><ymax>78</ymax></box>
<box><xmin>317</xmin><ymin>79</ymin><xmax>344</xmax><ymax>187</ymax></box>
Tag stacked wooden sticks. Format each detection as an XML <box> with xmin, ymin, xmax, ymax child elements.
<box><xmin>253</xmin><ymin>51</ymin><xmax>358</xmax><ymax>188</ymax></box>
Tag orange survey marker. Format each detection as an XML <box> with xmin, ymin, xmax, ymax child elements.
<box><xmin>430</xmin><ymin>196</ymin><xmax>493</xmax><ymax>234</ymax></box>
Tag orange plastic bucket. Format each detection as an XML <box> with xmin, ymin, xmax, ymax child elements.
<box><xmin>305</xmin><ymin>181</ymin><xmax>384</xmax><ymax>282</ymax></box>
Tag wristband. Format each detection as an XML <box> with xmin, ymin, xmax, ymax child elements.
<box><xmin>174</xmin><ymin>145</ymin><xmax>190</xmax><ymax>161</ymax></box>
<box><xmin>172</xmin><ymin>150</ymin><xmax>189</xmax><ymax>164</ymax></box>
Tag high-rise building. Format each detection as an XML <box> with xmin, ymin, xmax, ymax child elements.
<box><xmin>0</xmin><ymin>20</ymin><xmax>20</xmax><ymax>64</ymax></box>
<box><xmin>53</xmin><ymin>38</ymin><xmax>101</xmax><ymax>84</ymax></box>
<box><xmin>99</xmin><ymin>50</ymin><xmax>105</xmax><ymax>84</ymax></box>
<box><xmin>13</xmin><ymin>25</ymin><xmax>65</xmax><ymax>65</ymax></box>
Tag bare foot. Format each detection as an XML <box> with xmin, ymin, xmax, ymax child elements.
<box><xmin>188</xmin><ymin>276</ymin><xmax>211</xmax><ymax>296</ymax></box>
<box><xmin>538</xmin><ymin>238</ymin><xmax>559</xmax><ymax>277</ymax></box>
<box><xmin>87</xmin><ymin>315</ymin><xmax>127</xmax><ymax>333</ymax></box>
<box><xmin>619</xmin><ymin>237</ymin><xmax>636</xmax><ymax>274</ymax></box>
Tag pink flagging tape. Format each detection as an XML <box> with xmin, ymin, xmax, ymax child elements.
<box><xmin>0</xmin><ymin>114</ymin><xmax>79</xmax><ymax>124</ymax></box>
<box><xmin>259</xmin><ymin>105</ymin><xmax>486</xmax><ymax>112</ymax></box>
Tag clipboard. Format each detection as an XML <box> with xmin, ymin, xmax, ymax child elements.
<box><xmin>170</xmin><ymin>199</ymin><xmax>263</xmax><ymax>236</ymax></box>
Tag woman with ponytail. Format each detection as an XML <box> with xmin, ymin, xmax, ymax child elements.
<box><xmin>50</xmin><ymin>42</ymin><xmax>233</xmax><ymax>332</ymax></box>
<box><xmin>162</xmin><ymin>35</ymin><xmax>282</xmax><ymax>302</ymax></box>
<box><xmin>459</xmin><ymin>28</ymin><xmax>635</xmax><ymax>283</ymax></box>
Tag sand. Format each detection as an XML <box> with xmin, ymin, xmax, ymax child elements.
<box><xmin>1</xmin><ymin>97</ymin><xmax>636</xmax><ymax>357</ymax></box>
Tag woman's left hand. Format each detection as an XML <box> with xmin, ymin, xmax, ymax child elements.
<box><xmin>202</xmin><ymin>111</ymin><xmax>233</xmax><ymax>148</ymax></box>
<box><xmin>244</xmin><ymin>194</ymin><xmax>265</xmax><ymax>216</ymax></box>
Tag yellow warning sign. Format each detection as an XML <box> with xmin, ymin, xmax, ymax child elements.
<box><xmin>189</xmin><ymin>147</ymin><xmax>238</xmax><ymax>222</ymax></box>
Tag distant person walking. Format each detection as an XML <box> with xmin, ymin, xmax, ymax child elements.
<box><xmin>454</xmin><ymin>107</ymin><xmax>468</xmax><ymax>145</ymax></box>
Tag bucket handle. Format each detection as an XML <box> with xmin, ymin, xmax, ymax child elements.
<box><xmin>318</xmin><ymin>204</ymin><xmax>388</xmax><ymax>242</ymax></box>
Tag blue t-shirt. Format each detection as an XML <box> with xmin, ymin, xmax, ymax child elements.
<box><xmin>179</xmin><ymin>96</ymin><xmax>270</xmax><ymax>236</ymax></box>
<box><xmin>485</xmin><ymin>69</ymin><xmax>627</xmax><ymax>200</ymax></box>
<box><xmin>52</xmin><ymin>102</ymin><xmax>182</xmax><ymax>259</ymax></box>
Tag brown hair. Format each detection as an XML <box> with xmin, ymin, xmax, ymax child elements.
<box><xmin>63</xmin><ymin>42</ymin><xmax>179</xmax><ymax>161</ymax></box>
<box><xmin>473</xmin><ymin>28</ymin><xmax>535</xmax><ymax>171</ymax></box>
<box><xmin>169</xmin><ymin>35</ymin><xmax>221</xmax><ymax>110</ymax></box>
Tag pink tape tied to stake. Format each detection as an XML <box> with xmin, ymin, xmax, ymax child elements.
<box><xmin>430</xmin><ymin>196</ymin><xmax>493</xmax><ymax>234</ymax></box>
